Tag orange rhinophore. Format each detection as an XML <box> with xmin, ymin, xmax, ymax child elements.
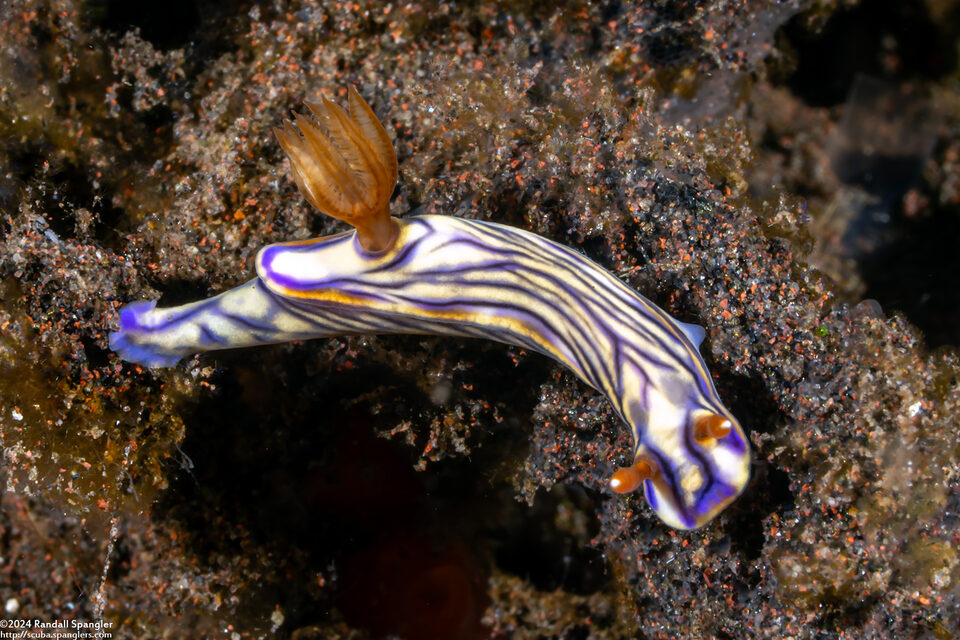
<box><xmin>693</xmin><ymin>413</ymin><xmax>733</xmax><ymax>443</ymax></box>
<box><xmin>274</xmin><ymin>87</ymin><xmax>399</xmax><ymax>252</ymax></box>
<box><xmin>609</xmin><ymin>456</ymin><xmax>660</xmax><ymax>494</ymax></box>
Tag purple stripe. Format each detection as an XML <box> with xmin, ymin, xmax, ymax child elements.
<box><xmin>639</xmin><ymin>443</ymin><xmax>695</xmax><ymax>529</ymax></box>
<box><xmin>461</xmin><ymin>219</ymin><xmax>708</xmax><ymax>380</ymax></box>
<box><xmin>364</xmin><ymin>238</ymin><xmax>421</xmax><ymax>274</ymax></box>
<box><xmin>446</xmin><ymin>224</ymin><xmax>708</xmax><ymax>392</ymax></box>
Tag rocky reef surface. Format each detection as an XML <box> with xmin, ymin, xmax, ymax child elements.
<box><xmin>1</xmin><ymin>0</ymin><xmax>959</xmax><ymax>638</ymax></box>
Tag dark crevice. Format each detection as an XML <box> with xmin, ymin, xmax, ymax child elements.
<box><xmin>718</xmin><ymin>369</ymin><xmax>793</xmax><ymax>560</ymax></box>
<box><xmin>152</xmin><ymin>278</ymin><xmax>214</xmax><ymax>307</ymax></box>
<box><xmin>728</xmin><ymin>464</ymin><xmax>792</xmax><ymax>560</ymax></box>
<box><xmin>84</xmin><ymin>0</ymin><xmax>202</xmax><ymax>50</ymax></box>
<box><xmin>151</xmin><ymin>336</ymin><xmax>594</xmax><ymax>637</ymax></box>
<box><xmin>494</xmin><ymin>485</ymin><xmax>611</xmax><ymax>595</ymax></box>
<box><xmin>859</xmin><ymin>205</ymin><xmax>960</xmax><ymax>348</ymax></box>
<box><xmin>81</xmin><ymin>335</ymin><xmax>112</xmax><ymax>369</ymax></box>
<box><xmin>780</xmin><ymin>0</ymin><xmax>957</xmax><ymax>108</ymax></box>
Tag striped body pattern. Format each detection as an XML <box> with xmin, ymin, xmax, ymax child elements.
<box><xmin>111</xmin><ymin>214</ymin><xmax>750</xmax><ymax>529</ymax></box>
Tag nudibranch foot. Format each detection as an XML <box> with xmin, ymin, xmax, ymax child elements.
<box><xmin>109</xmin><ymin>86</ymin><xmax>751</xmax><ymax>530</ymax></box>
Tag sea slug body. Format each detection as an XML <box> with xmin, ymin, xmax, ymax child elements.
<box><xmin>110</xmin><ymin>88</ymin><xmax>750</xmax><ymax>530</ymax></box>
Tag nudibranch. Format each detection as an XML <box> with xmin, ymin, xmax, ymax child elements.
<box><xmin>110</xmin><ymin>87</ymin><xmax>750</xmax><ymax>530</ymax></box>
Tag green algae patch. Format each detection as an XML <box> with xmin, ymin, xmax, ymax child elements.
<box><xmin>0</xmin><ymin>296</ymin><xmax>183</xmax><ymax>530</ymax></box>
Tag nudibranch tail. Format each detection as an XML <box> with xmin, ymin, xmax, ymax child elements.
<box><xmin>109</xmin><ymin>301</ymin><xmax>185</xmax><ymax>368</ymax></box>
<box><xmin>107</xmin><ymin>281</ymin><xmax>333</xmax><ymax>368</ymax></box>
<box><xmin>274</xmin><ymin>87</ymin><xmax>398</xmax><ymax>252</ymax></box>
